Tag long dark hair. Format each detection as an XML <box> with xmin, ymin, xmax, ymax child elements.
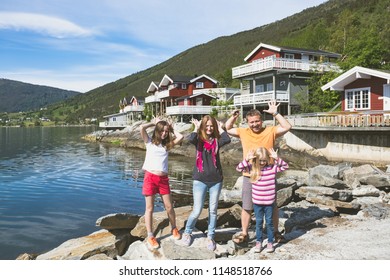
<box><xmin>151</xmin><ymin>120</ymin><xmax>174</xmax><ymax>150</ymax></box>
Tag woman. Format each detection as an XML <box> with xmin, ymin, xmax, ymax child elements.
<box><xmin>182</xmin><ymin>115</ymin><xmax>231</xmax><ymax>251</ymax></box>
<box><xmin>140</xmin><ymin>117</ymin><xmax>184</xmax><ymax>249</ymax></box>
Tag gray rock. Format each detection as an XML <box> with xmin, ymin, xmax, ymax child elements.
<box><xmin>36</xmin><ymin>229</ymin><xmax>123</xmax><ymax>260</ymax></box>
<box><xmin>359</xmin><ymin>174</ymin><xmax>390</xmax><ymax>189</ymax></box>
<box><xmin>279</xmin><ymin>201</ymin><xmax>335</xmax><ymax>232</ymax></box>
<box><xmin>96</xmin><ymin>213</ymin><xmax>140</xmax><ymax>230</ymax></box>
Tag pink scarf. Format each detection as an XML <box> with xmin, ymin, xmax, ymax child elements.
<box><xmin>196</xmin><ymin>138</ymin><xmax>218</xmax><ymax>172</ymax></box>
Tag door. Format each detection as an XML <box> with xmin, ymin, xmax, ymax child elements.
<box><xmin>384</xmin><ymin>84</ymin><xmax>390</xmax><ymax>111</ymax></box>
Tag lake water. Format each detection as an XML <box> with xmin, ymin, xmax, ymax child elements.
<box><xmin>0</xmin><ymin>126</ymin><xmax>240</xmax><ymax>260</ymax></box>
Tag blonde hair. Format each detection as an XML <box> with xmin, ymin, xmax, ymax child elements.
<box><xmin>249</xmin><ymin>147</ymin><xmax>271</xmax><ymax>182</ymax></box>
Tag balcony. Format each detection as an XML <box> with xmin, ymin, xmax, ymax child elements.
<box><xmin>156</xmin><ymin>89</ymin><xmax>170</xmax><ymax>99</ymax></box>
<box><xmin>145</xmin><ymin>95</ymin><xmax>160</xmax><ymax>103</ymax></box>
<box><xmin>123</xmin><ymin>105</ymin><xmax>144</xmax><ymax>112</ymax></box>
<box><xmin>234</xmin><ymin>91</ymin><xmax>289</xmax><ymax>106</ymax></box>
<box><xmin>232</xmin><ymin>56</ymin><xmax>340</xmax><ymax>79</ymax></box>
<box><xmin>166</xmin><ymin>105</ymin><xmax>214</xmax><ymax>115</ymax></box>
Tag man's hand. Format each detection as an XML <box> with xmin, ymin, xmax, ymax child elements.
<box><xmin>263</xmin><ymin>100</ymin><xmax>280</xmax><ymax>115</ymax></box>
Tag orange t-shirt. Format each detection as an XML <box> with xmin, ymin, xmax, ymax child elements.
<box><xmin>237</xmin><ymin>126</ymin><xmax>277</xmax><ymax>176</ymax></box>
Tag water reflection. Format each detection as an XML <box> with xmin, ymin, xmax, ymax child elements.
<box><xmin>0</xmin><ymin>127</ymin><xmax>240</xmax><ymax>259</ymax></box>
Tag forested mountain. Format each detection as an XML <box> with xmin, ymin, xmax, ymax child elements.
<box><xmin>22</xmin><ymin>0</ymin><xmax>390</xmax><ymax>122</ymax></box>
<box><xmin>0</xmin><ymin>79</ymin><xmax>81</xmax><ymax>113</ymax></box>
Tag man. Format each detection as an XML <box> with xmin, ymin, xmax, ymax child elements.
<box><xmin>225</xmin><ymin>100</ymin><xmax>292</xmax><ymax>244</ymax></box>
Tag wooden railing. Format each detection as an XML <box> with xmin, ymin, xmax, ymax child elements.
<box><xmin>234</xmin><ymin>91</ymin><xmax>289</xmax><ymax>106</ymax></box>
<box><xmin>232</xmin><ymin>56</ymin><xmax>340</xmax><ymax>78</ymax></box>
<box><xmin>286</xmin><ymin>111</ymin><xmax>390</xmax><ymax>128</ymax></box>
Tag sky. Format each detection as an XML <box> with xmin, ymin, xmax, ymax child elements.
<box><xmin>0</xmin><ymin>0</ymin><xmax>327</xmax><ymax>93</ymax></box>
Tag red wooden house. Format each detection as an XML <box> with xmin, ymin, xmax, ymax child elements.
<box><xmin>145</xmin><ymin>74</ymin><xmax>238</xmax><ymax>120</ymax></box>
<box><xmin>321</xmin><ymin>66</ymin><xmax>390</xmax><ymax>112</ymax></box>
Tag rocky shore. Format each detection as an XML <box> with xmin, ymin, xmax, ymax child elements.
<box><xmin>17</xmin><ymin>121</ymin><xmax>390</xmax><ymax>260</ymax></box>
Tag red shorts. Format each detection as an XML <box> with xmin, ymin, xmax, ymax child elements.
<box><xmin>142</xmin><ymin>171</ymin><xmax>171</xmax><ymax>196</ymax></box>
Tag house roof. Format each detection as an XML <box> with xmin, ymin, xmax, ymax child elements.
<box><xmin>175</xmin><ymin>92</ymin><xmax>217</xmax><ymax>101</ymax></box>
<box><xmin>146</xmin><ymin>81</ymin><xmax>159</xmax><ymax>93</ymax></box>
<box><xmin>190</xmin><ymin>74</ymin><xmax>218</xmax><ymax>84</ymax></box>
<box><xmin>159</xmin><ymin>74</ymin><xmax>192</xmax><ymax>87</ymax></box>
<box><xmin>321</xmin><ymin>66</ymin><xmax>390</xmax><ymax>91</ymax></box>
<box><xmin>244</xmin><ymin>42</ymin><xmax>342</xmax><ymax>62</ymax></box>
<box><xmin>103</xmin><ymin>112</ymin><xmax>126</xmax><ymax>118</ymax></box>
<box><xmin>129</xmin><ymin>96</ymin><xmax>145</xmax><ymax>103</ymax></box>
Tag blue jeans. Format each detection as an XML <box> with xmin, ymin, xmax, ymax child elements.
<box><xmin>184</xmin><ymin>180</ymin><xmax>222</xmax><ymax>239</ymax></box>
<box><xmin>253</xmin><ymin>203</ymin><xmax>274</xmax><ymax>243</ymax></box>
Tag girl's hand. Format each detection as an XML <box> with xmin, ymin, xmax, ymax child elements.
<box><xmin>152</xmin><ymin>116</ymin><xmax>162</xmax><ymax>125</ymax></box>
<box><xmin>246</xmin><ymin>149</ymin><xmax>256</xmax><ymax>161</ymax></box>
<box><xmin>191</xmin><ymin>118</ymin><xmax>200</xmax><ymax>130</ymax></box>
<box><xmin>268</xmin><ymin>148</ymin><xmax>278</xmax><ymax>159</ymax></box>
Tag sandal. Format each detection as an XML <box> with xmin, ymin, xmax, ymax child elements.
<box><xmin>274</xmin><ymin>231</ymin><xmax>286</xmax><ymax>243</ymax></box>
<box><xmin>232</xmin><ymin>232</ymin><xmax>249</xmax><ymax>244</ymax></box>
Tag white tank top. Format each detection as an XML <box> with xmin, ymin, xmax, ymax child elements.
<box><xmin>142</xmin><ymin>139</ymin><xmax>169</xmax><ymax>173</ymax></box>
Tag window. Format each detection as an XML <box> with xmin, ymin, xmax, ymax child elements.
<box><xmin>181</xmin><ymin>83</ymin><xmax>187</xmax><ymax>89</ymax></box>
<box><xmin>345</xmin><ymin>88</ymin><xmax>370</xmax><ymax>110</ymax></box>
<box><xmin>284</xmin><ymin>53</ymin><xmax>294</xmax><ymax>59</ymax></box>
<box><xmin>196</xmin><ymin>82</ymin><xmax>204</xmax><ymax>88</ymax></box>
<box><xmin>255</xmin><ymin>84</ymin><xmax>264</xmax><ymax>93</ymax></box>
<box><xmin>266</xmin><ymin>83</ymin><xmax>273</xmax><ymax>91</ymax></box>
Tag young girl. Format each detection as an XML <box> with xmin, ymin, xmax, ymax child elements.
<box><xmin>236</xmin><ymin>147</ymin><xmax>288</xmax><ymax>253</ymax></box>
<box><xmin>140</xmin><ymin>117</ymin><xmax>184</xmax><ymax>249</ymax></box>
<box><xmin>182</xmin><ymin>116</ymin><xmax>231</xmax><ymax>250</ymax></box>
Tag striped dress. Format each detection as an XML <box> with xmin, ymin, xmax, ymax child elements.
<box><xmin>236</xmin><ymin>158</ymin><xmax>289</xmax><ymax>205</ymax></box>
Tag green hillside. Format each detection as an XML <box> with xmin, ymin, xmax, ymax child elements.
<box><xmin>44</xmin><ymin>0</ymin><xmax>390</xmax><ymax>123</ymax></box>
<box><xmin>0</xmin><ymin>79</ymin><xmax>81</xmax><ymax>113</ymax></box>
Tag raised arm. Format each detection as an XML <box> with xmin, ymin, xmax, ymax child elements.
<box><xmin>191</xmin><ymin>118</ymin><xmax>200</xmax><ymax>133</ymax></box>
<box><xmin>263</xmin><ymin>100</ymin><xmax>292</xmax><ymax>137</ymax></box>
<box><xmin>140</xmin><ymin>121</ymin><xmax>155</xmax><ymax>143</ymax></box>
<box><xmin>168</xmin><ymin>120</ymin><xmax>184</xmax><ymax>146</ymax></box>
<box><xmin>172</xmin><ymin>129</ymin><xmax>184</xmax><ymax>146</ymax></box>
<box><xmin>225</xmin><ymin>109</ymin><xmax>240</xmax><ymax>137</ymax></box>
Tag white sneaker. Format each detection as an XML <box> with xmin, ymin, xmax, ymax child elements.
<box><xmin>254</xmin><ymin>241</ymin><xmax>262</xmax><ymax>253</ymax></box>
<box><xmin>265</xmin><ymin>242</ymin><xmax>274</xmax><ymax>253</ymax></box>
<box><xmin>181</xmin><ymin>233</ymin><xmax>193</xmax><ymax>246</ymax></box>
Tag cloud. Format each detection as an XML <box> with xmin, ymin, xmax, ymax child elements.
<box><xmin>0</xmin><ymin>12</ymin><xmax>95</xmax><ymax>38</ymax></box>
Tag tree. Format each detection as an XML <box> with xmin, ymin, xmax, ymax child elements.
<box><xmin>295</xmin><ymin>70</ymin><xmax>341</xmax><ymax>113</ymax></box>
<box><xmin>339</xmin><ymin>30</ymin><xmax>390</xmax><ymax>70</ymax></box>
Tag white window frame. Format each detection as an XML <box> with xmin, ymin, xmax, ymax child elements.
<box><xmin>345</xmin><ymin>87</ymin><xmax>370</xmax><ymax>111</ymax></box>
<box><xmin>196</xmin><ymin>82</ymin><xmax>204</xmax><ymax>89</ymax></box>
<box><xmin>284</xmin><ymin>53</ymin><xmax>294</xmax><ymax>59</ymax></box>
<box><xmin>181</xmin><ymin>83</ymin><xmax>187</xmax><ymax>90</ymax></box>
<box><xmin>266</xmin><ymin>83</ymin><xmax>273</xmax><ymax>91</ymax></box>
